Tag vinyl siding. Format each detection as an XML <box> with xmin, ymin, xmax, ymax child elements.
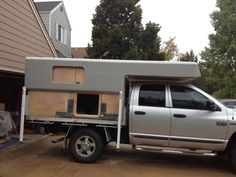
<box><xmin>0</xmin><ymin>0</ymin><xmax>55</xmax><ymax>73</ymax></box>
<box><xmin>37</xmin><ymin>11</ymin><xmax>50</xmax><ymax>33</ymax></box>
<box><xmin>50</xmin><ymin>3</ymin><xmax>71</xmax><ymax>57</ymax></box>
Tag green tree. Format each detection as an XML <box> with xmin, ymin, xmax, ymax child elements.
<box><xmin>201</xmin><ymin>0</ymin><xmax>236</xmax><ymax>98</ymax></box>
<box><xmin>87</xmin><ymin>0</ymin><xmax>164</xmax><ymax>60</ymax></box>
<box><xmin>161</xmin><ymin>37</ymin><xmax>179</xmax><ymax>60</ymax></box>
<box><xmin>138</xmin><ymin>22</ymin><xmax>165</xmax><ymax>60</ymax></box>
<box><xmin>191</xmin><ymin>62</ymin><xmax>214</xmax><ymax>94</ymax></box>
<box><xmin>179</xmin><ymin>50</ymin><xmax>198</xmax><ymax>62</ymax></box>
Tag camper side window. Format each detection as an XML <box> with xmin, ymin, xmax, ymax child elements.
<box><xmin>76</xmin><ymin>94</ymin><xmax>100</xmax><ymax>115</ymax></box>
<box><xmin>52</xmin><ymin>67</ymin><xmax>84</xmax><ymax>84</ymax></box>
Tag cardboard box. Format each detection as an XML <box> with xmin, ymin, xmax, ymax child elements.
<box><xmin>0</xmin><ymin>103</ymin><xmax>5</xmax><ymax>111</ymax></box>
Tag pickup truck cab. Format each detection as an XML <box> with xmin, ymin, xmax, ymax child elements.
<box><xmin>130</xmin><ymin>83</ymin><xmax>231</xmax><ymax>151</ymax></box>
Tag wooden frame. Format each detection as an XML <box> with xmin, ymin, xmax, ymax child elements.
<box><xmin>28</xmin><ymin>90</ymin><xmax>119</xmax><ymax>119</ymax></box>
<box><xmin>73</xmin><ymin>92</ymin><xmax>102</xmax><ymax>118</ymax></box>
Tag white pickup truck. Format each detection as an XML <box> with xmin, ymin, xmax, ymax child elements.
<box><xmin>21</xmin><ymin>58</ymin><xmax>236</xmax><ymax>172</ymax></box>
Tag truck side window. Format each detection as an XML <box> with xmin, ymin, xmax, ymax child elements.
<box><xmin>139</xmin><ymin>84</ymin><xmax>165</xmax><ymax>107</ymax></box>
<box><xmin>171</xmin><ymin>85</ymin><xmax>210</xmax><ymax>110</ymax></box>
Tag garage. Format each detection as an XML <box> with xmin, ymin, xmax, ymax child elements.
<box><xmin>0</xmin><ymin>72</ymin><xmax>24</xmax><ymax>129</ymax></box>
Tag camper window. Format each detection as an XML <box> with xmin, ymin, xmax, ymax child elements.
<box><xmin>52</xmin><ymin>67</ymin><xmax>84</xmax><ymax>84</ymax></box>
<box><xmin>76</xmin><ymin>94</ymin><xmax>99</xmax><ymax>115</ymax></box>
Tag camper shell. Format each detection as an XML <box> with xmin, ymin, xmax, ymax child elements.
<box><xmin>24</xmin><ymin>57</ymin><xmax>200</xmax><ymax>126</ymax></box>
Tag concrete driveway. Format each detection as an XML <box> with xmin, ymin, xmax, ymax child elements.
<box><xmin>0</xmin><ymin>135</ymin><xmax>235</xmax><ymax>177</ymax></box>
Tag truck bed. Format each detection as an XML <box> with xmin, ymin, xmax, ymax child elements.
<box><xmin>27</xmin><ymin>116</ymin><xmax>125</xmax><ymax>127</ymax></box>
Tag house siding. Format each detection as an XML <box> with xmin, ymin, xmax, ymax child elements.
<box><xmin>37</xmin><ymin>11</ymin><xmax>50</xmax><ymax>33</ymax></box>
<box><xmin>50</xmin><ymin>3</ymin><xmax>71</xmax><ymax>57</ymax></box>
<box><xmin>0</xmin><ymin>0</ymin><xmax>55</xmax><ymax>73</ymax></box>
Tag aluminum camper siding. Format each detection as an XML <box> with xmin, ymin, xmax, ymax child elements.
<box><xmin>25</xmin><ymin>57</ymin><xmax>201</xmax><ymax>93</ymax></box>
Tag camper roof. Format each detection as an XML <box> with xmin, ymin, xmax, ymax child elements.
<box><xmin>25</xmin><ymin>57</ymin><xmax>201</xmax><ymax>92</ymax></box>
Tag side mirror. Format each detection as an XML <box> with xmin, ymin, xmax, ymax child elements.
<box><xmin>226</xmin><ymin>105</ymin><xmax>236</xmax><ymax>109</ymax></box>
<box><xmin>206</xmin><ymin>101</ymin><xmax>216</xmax><ymax>111</ymax></box>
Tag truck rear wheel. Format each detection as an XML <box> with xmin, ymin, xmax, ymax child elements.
<box><xmin>69</xmin><ymin>129</ymin><xmax>104</xmax><ymax>163</ymax></box>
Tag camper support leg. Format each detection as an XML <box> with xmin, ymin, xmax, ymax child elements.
<box><xmin>19</xmin><ymin>86</ymin><xmax>26</xmax><ymax>142</ymax></box>
<box><xmin>116</xmin><ymin>91</ymin><xmax>123</xmax><ymax>150</ymax></box>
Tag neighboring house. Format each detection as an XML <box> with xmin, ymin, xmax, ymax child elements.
<box><xmin>71</xmin><ymin>47</ymin><xmax>88</xmax><ymax>58</ymax></box>
<box><xmin>0</xmin><ymin>0</ymin><xmax>57</xmax><ymax>126</ymax></box>
<box><xmin>35</xmin><ymin>1</ymin><xmax>71</xmax><ymax>58</ymax></box>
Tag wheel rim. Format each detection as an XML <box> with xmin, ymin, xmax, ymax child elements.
<box><xmin>75</xmin><ymin>135</ymin><xmax>96</xmax><ymax>157</ymax></box>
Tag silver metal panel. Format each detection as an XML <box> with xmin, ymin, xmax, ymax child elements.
<box><xmin>168</xmin><ymin>85</ymin><xmax>228</xmax><ymax>151</ymax></box>
<box><xmin>25</xmin><ymin>57</ymin><xmax>201</xmax><ymax>92</ymax></box>
<box><xmin>27</xmin><ymin>117</ymin><xmax>121</xmax><ymax>126</ymax></box>
<box><xmin>129</xmin><ymin>85</ymin><xmax>171</xmax><ymax>146</ymax></box>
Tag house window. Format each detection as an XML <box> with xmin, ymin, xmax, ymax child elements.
<box><xmin>56</xmin><ymin>24</ymin><xmax>67</xmax><ymax>44</ymax></box>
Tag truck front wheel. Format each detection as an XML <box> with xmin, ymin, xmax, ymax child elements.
<box><xmin>229</xmin><ymin>141</ymin><xmax>236</xmax><ymax>171</ymax></box>
<box><xmin>69</xmin><ymin>129</ymin><xmax>104</xmax><ymax>163</ymax></box>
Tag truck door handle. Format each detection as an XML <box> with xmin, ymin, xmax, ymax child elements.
<box><xmin>134</xmin><ymin>111</ymin><xmax>146</xmax><ymax>115</ymax></box>
<box><xmin>173</xmin><ymin>114</ymin><xmax>186</xmax><ymax>118</ymax></box>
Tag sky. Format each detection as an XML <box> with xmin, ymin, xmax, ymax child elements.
<box><xmin>35</xmin><ymin>0</ymin><xmax>217</xmax><ymax>55</ymax></box>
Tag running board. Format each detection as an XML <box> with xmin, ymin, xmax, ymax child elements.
<box><xmin>133</xmin><ymin>145</ymin><xmax>217</xmax><ymax>156</ymax></box>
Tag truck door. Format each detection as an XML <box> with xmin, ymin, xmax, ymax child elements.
<box><xmin>129</xmin><ymin>84</ymin><xmax>171</xmax><ymax>146</ymax></box>
<box><xmin>169</xmin><ymin>85</ymin><xmax>228</xmax><ymax>150</ymax></box>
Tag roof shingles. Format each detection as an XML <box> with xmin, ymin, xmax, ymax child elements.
<box><xmin>35</xmin><ymin>1</ymin><xmax>62</xmax><ymax>11</ymax></box>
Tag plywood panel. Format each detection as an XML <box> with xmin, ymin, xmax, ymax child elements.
<box><xmin>102</xmin><ymin>94</ymin><xmax>119</xmax><ymax>114</ymax></box>
<box><xmin>75</xmin><ymin>67</ymin><xmax>84</xmax><ymax>84</ymax></box>
<box><xmin>52</xmin><ymin>67</ymin><xmax>75</xmax><ymax>83</ymax></box>
<box><xmin>28</xmin><ymin>91</ymin><xmax>73</xmax><ymax>117</ymax></box>
<box><xmin>52</xmin><ymin>67</ymin><xmax>84</xmax><ymax>84</ymax></box>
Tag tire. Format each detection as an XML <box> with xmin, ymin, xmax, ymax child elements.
<box><xmin>228</xmin><ymin>141</ymin><xmax>236</xmax><ymax>171</ymax></box>
<box><xmin>69</xmin><ymin>129</ymin><xmax>104</xmax><ymax>163</ymax></box>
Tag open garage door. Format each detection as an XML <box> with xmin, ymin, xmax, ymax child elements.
<box><xmin>0</xmin><ymin>72</ymin><xmax>24</xmax><ymax>129</ymax></box>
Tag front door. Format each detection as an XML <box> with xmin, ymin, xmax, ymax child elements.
<box><xmin>169</xmin><ymin>85</ymin><xmax>228</xmax><ymax>150</ymax></box>
<box><xmin>130</xmin><ymin>84</ymin><xmax>171</xmax><ymax>146</ymax></box>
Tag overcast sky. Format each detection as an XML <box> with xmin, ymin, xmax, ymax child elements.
<box><xmin>35</xmin><ymin>0</ymin><xmax>217</xmax><ymax>55</ymax></box>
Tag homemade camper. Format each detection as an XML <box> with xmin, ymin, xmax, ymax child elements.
<box><xmin>24</xmin><ymin>57</ymin><xmax>200</xmax><ymax>121</ymax></box>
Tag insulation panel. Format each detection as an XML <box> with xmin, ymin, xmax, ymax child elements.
<box><xmin>28</xmin><ymin>91</ymin><xmax>73</xmax><ymax>117</ymax></box>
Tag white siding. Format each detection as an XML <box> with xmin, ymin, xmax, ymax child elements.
<box><xmin>50</xmin><ymin>3</ymin><xmax>71</xmax><ymax>57</ymax></box>
<box><xmin>38</xmin><ymin>11</ymin><xmax>50</xmax><ymax>34</ymax></box>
